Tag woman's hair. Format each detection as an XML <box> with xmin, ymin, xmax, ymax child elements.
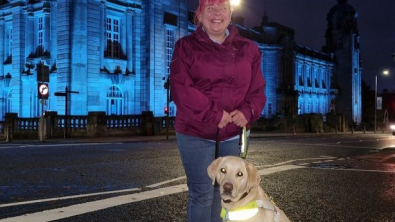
<box><xmin>194</xmin><ymin>0</ymin><xmax>231</xmax><ymax>25</ymax></box>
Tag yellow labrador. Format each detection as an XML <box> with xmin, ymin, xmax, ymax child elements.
<box><xmin>207</xmin><ymin>156</ymin><xmax>291</xmax><ymax>222</ymax></box>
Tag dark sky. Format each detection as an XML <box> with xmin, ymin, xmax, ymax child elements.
<box><xmin>188</xmin><ymin>0</ymin><xmax>395</xmax><ymax>92</ymax></box>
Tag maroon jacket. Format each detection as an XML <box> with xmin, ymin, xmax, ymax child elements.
<box><xmin>170</xmin><ymin>25</ymin><xmax>266</xmax><ymax>141</ymax></box>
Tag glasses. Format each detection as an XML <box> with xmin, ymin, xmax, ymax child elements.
<box><xmin>204</xmin><ymin>4</ymin><xmax>231</xmax><ymax>14</ymax></box>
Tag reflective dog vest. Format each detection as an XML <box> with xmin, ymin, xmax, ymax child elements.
<box><xmin>221</xmin><ymin>199</ymin><xmax>279</xmax><ymax>221</ymax></box>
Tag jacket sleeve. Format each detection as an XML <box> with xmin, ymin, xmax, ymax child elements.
<box><xmin>237</xmin><ymin>44</ymin><xmax>266</xmax><ymax>123</ymax></box>
<box><xmin>170</xmin><ymin>39</ymin><xmax>223</xmax><ymax>125</ymax></box>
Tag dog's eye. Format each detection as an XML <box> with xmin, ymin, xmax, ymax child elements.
<box><xmin>237</xmin><ymin>172</ymin><xmax>243</xmax><ymax>177</ymax></box>
<box><xmin>220</xmin><ymin>168</ymin><xmax>226</xmax><ymax>174</ymax></box>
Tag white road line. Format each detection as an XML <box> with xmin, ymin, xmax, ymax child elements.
<box><xmin>0</xmin><ymin>187</ymin><xmax>141</xmax><ymax>208</ymax></box>
<box><xmin>146</xmin><ymin>176</ymin><xmax>186</xmax><ymax>188</ymax></box>
<box><xmin>275</xmin><ymin>142</ymin><xmax>375</xmax><ymax>149</ymax></box>
<box><xmin>314</xmin><ymin>167</ymin><xmax>395</xmax><ymax>173</ymax></box>
<box><xmin>0</xmin><ymin>164</ymin><xmax>304</xmax><ymax>221</ymax></box>
<box><xmin>0</xmin><ymin>184</ymin><xmax>188</xmax><ymax>222</ymax></box>
<box><xmin>258</xmin><ymin>165</ymin><xmax>306</xmax><ymax>175</ymax></box>
<box><xmin>0</xmin><ymin>143</ymin><xmax>114</xmax><ymax>149</ymax></box>
<box><xmin>255</xmin><ymin>156</ymin><xmax>337</xmax><ymax>168</ymax></box>
<box><xmin>2</xmin><ymin>161</ymin><xmax>393</xmax><ymax>222</ymax></box>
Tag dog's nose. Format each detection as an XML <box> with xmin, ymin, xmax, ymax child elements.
<box><xmin>223</xmin><ymin>182</ymin><xmax>233</xmax><ymax>193</ymax></box>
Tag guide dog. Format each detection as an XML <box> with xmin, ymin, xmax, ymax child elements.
<box><xmin>208</xmin><ymin>156</ymin><xmax>291</xmax><ymax>222</ymax></box>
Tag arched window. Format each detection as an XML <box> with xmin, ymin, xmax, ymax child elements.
<box><xmin>106</xmin><ymin>86</ymin><xmax>124</xmax><ymax>115</ymax></box>
<box><xmin>6</xmin><ymin>89</ymin><xmax>12</xmax><ymax>113</ymax></box>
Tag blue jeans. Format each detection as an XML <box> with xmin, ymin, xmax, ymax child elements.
<box><xmin>176</xmin><ymin>133</ymin><xmax>241</xmax><ymax>222</ymax></box>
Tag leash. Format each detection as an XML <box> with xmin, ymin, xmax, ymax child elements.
<box><xmin>215</xmin><ymin>126</ymin><xmax>247</xmax><ymax>159</ymax></box>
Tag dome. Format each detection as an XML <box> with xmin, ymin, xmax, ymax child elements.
<box><xmin>327</xmin><ymin>0</ymin><xmax>356</xmax><ymax>18</ymax></box>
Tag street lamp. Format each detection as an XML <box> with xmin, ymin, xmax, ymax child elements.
<box><xmin>374</xmin><ymin>70</ymin><xmax>389</xmax><ymax>133</ymax></box>
<box><xmin>230</xmin><ymin>0</ymin><xmax>241</xmax><ymax>6</ymax></box>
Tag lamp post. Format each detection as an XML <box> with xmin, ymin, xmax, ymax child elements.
<box><xmin>375</xmin><ymin>70</ymin><xmax>389</xmax><ymax>133</ymax></box>
<box><xmin>230</xmin><ymin>0</ymin><xmax>241</xmax><ymax>6</ymax></box>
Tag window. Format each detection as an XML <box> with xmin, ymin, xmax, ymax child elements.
<box><xmin>298</xmin><ymin>65</ymin><xmax>303</xmax><ymax>86</ymax></box>
<box><xmin>4</xmin><ymin>26</ymin><xmax>12</xmax><ymax>63</ymax></box>
<box><xmin>306</xmin><ymin>67</ymin><xmax>312</xmax><ymax>87</ymax></box>
<box><xmin>105</xmin><ymin>17</ymin><xmax>123</xmax><ymax>59</ymax></box>
<box><xmin>6</xmin><ymin>89</ymin><xmax>12</xmax><ymax>113</ymax></box>
<box><xmin>267</xmin><ymin>102</ymin><xmax>272</xmax><ymax>118</ymax></box>
<box><xmin>165</xmin><ymin>28</ymin><xmax>175</xmax><ymax>76</ymax></box>
<box><xmin>37</xmin><ymin>16</ymin><xmax>44</xmax><ymax>56</ymax></box>
<box><xmin>106</xmin><ymin>86</ymin><xmax>124</xmax><ymax>115</ymax></box>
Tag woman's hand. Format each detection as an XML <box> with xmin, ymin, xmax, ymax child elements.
<box><xmin>218</xmin><ymin>110</ymin><xmax>232</xmax><ymax>129</ymax></box>
<box><xmin>230</xmin><ymin>110</ymin><xmax>247</xmax><ymax>127</ymax></box>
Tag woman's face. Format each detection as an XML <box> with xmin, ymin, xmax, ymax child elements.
<box><xmin>198</xmin><ymin>1</ymin><xmax>232</xmax><ymax>38</ymax></box>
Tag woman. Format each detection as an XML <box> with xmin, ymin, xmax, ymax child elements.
<box><xmin>170</xmin><ymin>0</ymin><xmax>266</xmax><ymax>221</ymax></box>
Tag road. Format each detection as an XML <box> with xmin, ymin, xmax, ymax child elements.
<box><xmin>0</xmin><ymin>133</ymin><xmax>395</xmax><ymax>222</ymax></box>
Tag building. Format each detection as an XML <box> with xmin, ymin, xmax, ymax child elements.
<box><xmin>0</xmin><ymin>0</ymin><xmax>188</xmax><ymax>120</ymax></box>
<box><xmin>323</xmin><ymin>0</ymin><xmax>362</xmax><ymax>123</ymax></box>
<box><xmin>0</xmin><ymin>0</ymin><xmax>361</xmax><ymax>125</ymax></box>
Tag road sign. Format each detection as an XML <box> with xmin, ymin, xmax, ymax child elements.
<box><xmin>54</xmin><ymin>92</ymin><xmax>67</xmax><ymax>96</ymax></box>
<box><xmin>38</xmin><ymin>83</ymin><xmax>49</xmax><ymax>99</ymax></box>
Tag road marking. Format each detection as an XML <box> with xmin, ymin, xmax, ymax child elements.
<box><xmin>1</xmin><ymin>159</ymin><xmax>393</xmax><ymax>222</ymax></box>
<box><xmin>313</xmin><ymin>167</ymin><xmax>395</xmax><ymax>173</ymax></box>
<box><xmin>258</xmin><ymin>165</ymin><xmax>306</xmax><ymax>175</ymax></box>
<box><xmin>146</xmin><ymin>176</ymin><xmax>186</xmax><ymax>188</ymax></box>
<box><xmin>273</xmin><ymin>142</ymin><xmax>375</xmax><ymax>149</ymax></box>
<box><xmin>0</xmin><ymin>187</ymin><xmax>141</xmax><ymax>208</ymax></box>
<box><xmin>0</xmin><ymin>185</ymin><xmax>188</xmax><ymax>222</ymax></box>
<box><xmin>0</xmin><ymin>143</ymin><xmax>114</xmax><ymax>149</ymax></box>
<box><xmin>0</xmin><ymin>164</ymin><xmax>304</xmax><ymax>222</ymax></box>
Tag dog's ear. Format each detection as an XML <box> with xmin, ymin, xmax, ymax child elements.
<box><xmin>245</xmin><ymin>160</ymin><xmax>261</xmax><ymax>190</ymax></box>
<box><xmin>207</xmin><ymin>157</ymin><xmax>223</xmax><ymax>185</ymax></box>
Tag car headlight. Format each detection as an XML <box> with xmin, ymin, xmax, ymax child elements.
<box><xmin>390</xmin><ymin>124</ymin><xmax>395</xmax><ymax>130</ymax></box>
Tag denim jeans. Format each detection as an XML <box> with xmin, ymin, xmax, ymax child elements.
<box><xmin>176</xmin><ymin>133</ymin><xmax>241</xmax><ymax>222</ymax></box>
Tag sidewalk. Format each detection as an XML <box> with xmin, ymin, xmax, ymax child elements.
<box><xmin>1</xmin><ymin>130</ymin><xmax>393</xmax><ymax>144</ymax></box>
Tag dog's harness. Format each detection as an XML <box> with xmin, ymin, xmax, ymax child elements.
<box><xmin>221</xmin><ymin>199</ymin><xmax>280</xmax><ymax>222</ymax></box>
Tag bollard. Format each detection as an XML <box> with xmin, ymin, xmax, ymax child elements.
<box><xmin>351</xmin><ymin>125</ymin><xmax>354</xmax><ymax>134</ymax></box>
<box><xmin>335</xmin><ymin>125</ymin><xmax>338</xmax><ymax>135</ymax></box>
<box><xmin>5</xmin><ymin>126</ymin><xmax>11</xmax><ymax>143</ymax></box>
<box><xmin>363</xmin><ymin>125</ymin><xmax>366</xmax><ymax>134</ymax></box>
<box><xmin>293</xmin><ymin>125</ymin><xmax>296</xmax><ymax>136</ymax></box>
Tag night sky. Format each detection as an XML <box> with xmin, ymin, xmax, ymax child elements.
<box><xmin>188</xmin><ymin>0</ymin><xmax>395</xmax><ymax>92</ymax></box>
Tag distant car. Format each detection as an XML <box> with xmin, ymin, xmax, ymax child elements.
<box><xmin>390</xmin><ymin>123</ymin><xmax>395</xmax><ymax>135</ymax></box>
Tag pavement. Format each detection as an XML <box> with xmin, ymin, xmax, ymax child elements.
<box><xmin>1</xmin><ymin>131</ymin><xmax>395</xmax><ymax>165</ymax></box>
<box><xmin>0</xmin><ymin>130</ymin><xmax>394</xmax><ymax>144</ymax></box>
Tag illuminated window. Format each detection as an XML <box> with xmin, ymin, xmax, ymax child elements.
<box><xmin>105</xmin><ymin>17</ymin><xmax>122</xmax><ymax>58</ymax></box>
<box><xmin>165</xmin><ymin>28</ymin><xmax>175</xmax><ymax>76</ymax></box>
<box><xmin>306</xmin><ymin>67</ymin><xmax>312</xmax><ymax>87</ymax></box>
<box><xmin>4</xmin><ymin>26</ymin><xmax>12</xmax><ymax>63</ymax></box>
<box><xmin>298</xmin><ymin>65</ymin><xmax>303</xmax><ymax>86</ymax></box>
<box><xmin>106</xmin><ymin>86</ymin><xmax>124</xmax><ymax>115</ymax></box>
<box><xmin>6</xmin><ymin>89</ymin><xmax>13</xmax><ymax>113</ymax></box>
<box><xmin>37</xmin><ymin>16</ymin><xmax>44</xmax><ymax>56</ymax></box>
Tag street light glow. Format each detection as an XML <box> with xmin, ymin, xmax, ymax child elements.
<box><xmin>383</xmin><ymin>70</ymin><xmax>389</xmax><ymax>75</ymax></box>
<box><xmin>230</xmin><ymin>0</ymin><xmax>241</xmax><ymax>6</ymax></box>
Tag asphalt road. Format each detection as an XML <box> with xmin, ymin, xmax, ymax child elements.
<box><xmin>0</xmin><ymin>133</ymin><xmax>395</xmax><ymax>222</ymax></box>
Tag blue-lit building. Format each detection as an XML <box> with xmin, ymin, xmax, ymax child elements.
<box><xmin>0</xmin><ymin>0</ymin><xmax>361</xmax><ymax>124</ymax></box>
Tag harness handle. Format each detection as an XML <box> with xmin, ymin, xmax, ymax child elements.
<box><xmin>215</xmin><ymin>126</ymin><xmax>247</xmax><ymax>159</ymax></box>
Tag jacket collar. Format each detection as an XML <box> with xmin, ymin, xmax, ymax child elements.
<box><xmin>194</xmin><ymin>24</ymin><xmax>238</xmax><ymax>45</ymax></box>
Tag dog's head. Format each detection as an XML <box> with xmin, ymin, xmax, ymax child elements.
<box><xmin>207</xmin><ymin>156</ymin><xmax>261</xmax><ymax>205</ymax></box>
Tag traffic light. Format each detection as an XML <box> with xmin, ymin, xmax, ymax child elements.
<box><xmin>164</xmin><ymin>106</ymin><xmax>169</xmax><ymax>115</ymax></box>
<box><xmin>164</xmin><ymin>81</ymin><xmax>169</xmax><ymax>89</ymax></box>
